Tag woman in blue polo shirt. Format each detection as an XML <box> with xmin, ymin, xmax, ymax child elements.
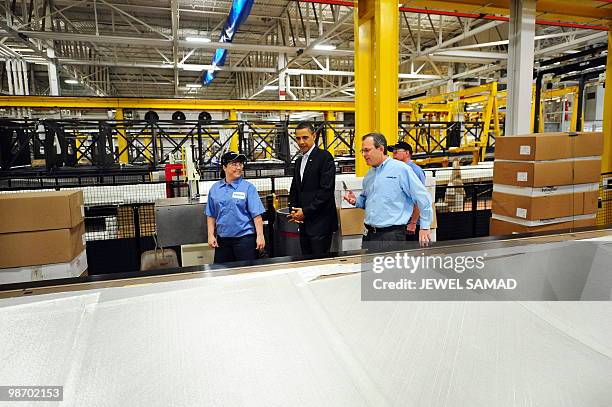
<box><xmin>206</xmin><ymin>152</ymin><xmax>266</xmax><ymax>264</ymax></box>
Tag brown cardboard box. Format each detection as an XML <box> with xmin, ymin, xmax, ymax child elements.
<box><xmin>0</xmin><ymin>190</ymin><xmax>84</xmax><ymax>234</ymax></box>
<box><xmin>490</xmin><ymin>216</ymin><xmax>596</xmax><ymax>236</ymax></box>
<box><xmin>0</xmin><ymin>223</ymin><xmax>86</xmax><ymax>268</ymax></box>
<box><xmin>494</xmin><ymin>132</ymin><xmax>603</xmax><ymax>161</ymax></box>
<box><xmin>493</xmin><ymin>159</ymin><xmax>601</xmax><ymax>187</ymax></box>
<box><xmin>492</xmin><ymin>190</ymin><xmax>598</xmax><ymax>220</ymax></box>
<box><xmin>338</xmin><ymin>208</ymin><xmax>365</xmax><ymax>236</ymax></box>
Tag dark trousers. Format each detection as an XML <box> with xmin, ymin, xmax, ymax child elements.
<box><xmin>406</xmin><ymin>224</ymin><xmax>420</xmax><ymax>241</ymax></box>
<box><xmin>214</xmin><ymin>234</ymin><xmax>257</xmax><ymax>264</ymax></box>
<box><xmin>299</xmin><ymin>233</ymin><xmax>333</xmax><ymax>256</ymax></box>
<box><xmin>362</xmin><ymin>225</ymin><xmax>408</xmax><ymax>252</ymax></box>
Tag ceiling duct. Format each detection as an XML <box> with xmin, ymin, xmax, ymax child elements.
<box><xmin>203</xmin><ymin>0</ymin><xmax>255</xmax><ymax>85</ymax></box>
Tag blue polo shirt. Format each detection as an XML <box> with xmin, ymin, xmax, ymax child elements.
<box><xmin>355</xmin><ymin>158</ymin><xmax>433</xmax><ymax>229</ymax></box>
<box><xmin>205</xmin><ymin>178</ymin><xmax>265</xmax><ymax>238</ymax></box>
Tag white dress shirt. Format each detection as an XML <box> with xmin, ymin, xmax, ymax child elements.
<box><xmin>299</xmin><ymin>144</ymin><xmax>316</xmax><ymax>181</ymax></box>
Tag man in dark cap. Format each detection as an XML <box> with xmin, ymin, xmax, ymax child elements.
<box><xmin>388</xmin><ymin>141</ymin><xmax>427</xmax><ymax>240</ymax></box>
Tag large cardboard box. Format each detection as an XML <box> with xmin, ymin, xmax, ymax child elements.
<box><xmin>0</xmin><ymin>223</ymin><xmax>86</xmax><ymax>268</ymax></box>
<box><xmin>490</xmin><ymin>215</ymin><xmax>596</xmax><ymax>235</ymax></box>
<box><xmin>493</xmin><ymin>158</ymin><xmax>601</xmax><ymax>187</ymax></box>
<box><xmin>494</xmin><ymin>132</ymin><xmax>603</xmax><ymax>161</ymax></box>
<box><xmin>0</xmin><ymin>249</ymin><xmax>87</xmax><ymax>284</ymax></box>
<box><xmin>0</xmin><ymin>190</ymin><xmax>84</xmax><ymax>234</ymax></box>
<box><xmin>492</xmin><ymin>184</ymin><xmax>599</xmax><ymax>221</ymax></box>
<box><xmin>337</xmin><ymin>208</ymin><xmax>365</xmax><ymax>236</ymax></box>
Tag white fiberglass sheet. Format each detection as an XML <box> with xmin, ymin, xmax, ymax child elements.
<box><xmin>308</xmin><ymin>274</ymin><xmax>612</xmax><ymax>407</ymax></box>
<box><xmin>0</xmin><ymin>294</ymin><xmax>99</xmax><ymax>406</ymax></box>
<box><xmin>68</xmin><ymin>275</ymin><xmax>370</xmax><ymax>407</ymax></box>
<box><xmin>0</xmin><ymin>244</ymin><xmax>611</xmax><ymax>406</ymax></box>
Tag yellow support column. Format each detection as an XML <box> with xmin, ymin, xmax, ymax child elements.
<box><xmin>228</xmin><ymin>110</ymin><xmax>239</xmax><ymax>152</ymax></box>
<box><xmin>264</xmin><ymin>137</ymin><xmax>273</xmax><ymax>158</ymax></box>
<box><xmin>115</xmin><ymin>108</ymin><xmax>129</xmax><ymax>164</ymax></box>
<box><xmin>75</xmin><ymin>132</ymin><xmax>83</xmax><ymax>163</ymax></box>
<box><xmin>600</xmin><ymin>26</ymin><xmax>612</xmax><ymax>225</ymax></box>
<box><xmin>570</xmin><ymin>90</ymin><xmax>579</xmax><ymax>132</ymax></box>
<box><xmin>143</xmin><ymin>134</ymin><xmax>152</xmax><ymax>161</ymax></box>
<box><xmin>480</xmin><ymin>83</ymin><xmax>496</xmax><ymax>160</ymax></box>
<box><xmin>325</xmin><ymin>111</ymin><xmax>336</xmax><ymax>157</ymax></box>
<box><xmin>354</xmin><ymin>0</ymin><xmax>398</xmax><ymax>176</ymax></box>
<box><xmin>492</xmin><ymin>93</ymin><xmax>501</xmax><ymax>139</ymax></box>
<box><xmin>602</xmin><ymin>27</ymin><xmax>612</xmax><ymax>175</ymax></box>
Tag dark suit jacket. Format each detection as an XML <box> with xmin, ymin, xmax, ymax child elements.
<box><xmin>289</xmin><ymin>147</ymin><xmax>338</xmax><ymax>237</ymax></box>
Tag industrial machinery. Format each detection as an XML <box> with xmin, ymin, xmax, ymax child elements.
<box><xmin>1</xmin><ymin>228</ymin><xmax>611</xmax><ymax>405</ymax></box>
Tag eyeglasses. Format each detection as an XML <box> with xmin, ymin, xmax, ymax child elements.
<box><xmin>227</xmin><ymin>161</ymin><xmax>244</xmax><ymax>167</ymax></box>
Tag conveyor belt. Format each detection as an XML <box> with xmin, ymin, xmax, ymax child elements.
<box><xmin>0</xmin><ymin>228</ymin><xmax>611</xmax><ymax>406</ymax></box>
<box><xmin>1</xmin><ymin>226</ymin><xmax>611</xmax><ymax>299</ymax></box>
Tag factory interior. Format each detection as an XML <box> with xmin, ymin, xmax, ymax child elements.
<box><xmin>1</xmin><ymin>0</ymin><xmax>612</xmax><ymax>406</ymax></box>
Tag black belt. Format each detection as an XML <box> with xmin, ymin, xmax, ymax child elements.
<box><xmin>217</xmin><ymin>233</ymin><xmax>255</xmax><ymax>240</ymax></box>
<box><xmin>364</xmin><ymin>224</ymin><xmax>405</xmax><ymax>234</ymax></box>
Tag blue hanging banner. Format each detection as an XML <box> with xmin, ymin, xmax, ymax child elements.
<box><xmin>203</xmin><ymin>0</ymin><xmax>255</xmax><ymax>85</ymax></box>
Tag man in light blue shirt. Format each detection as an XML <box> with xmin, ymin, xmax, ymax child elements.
<box><xmin>388</xmin><ymin>140</ymin><xmax>426</xmax><ymax>240</ymax></box>
<box><xmin>343</xmin><ymin>133</ymin><xmax>433</xmax><ymax>248</ymax></box>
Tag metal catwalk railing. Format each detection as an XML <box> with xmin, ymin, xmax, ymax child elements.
<box><xmin>1</xmin><ymin>118</ymin><xmax>496</xmax><ymax>177</ymax></box>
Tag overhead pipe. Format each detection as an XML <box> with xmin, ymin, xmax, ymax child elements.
<box><xmin>5</xmin><ymin>60</ymin><xmax>13</xmax><ymax>95</ymax></box>
<box><xmin>203</xmin><ymin>0</ymin><xmax>255</xmax><ymax>85</ymax></box>
<box><xmin>22</xmin><ymin>61</ymin><xmax>29</xmax><ymax>96</ymax></box>
<box><xmin>296</xmin><ymin>1</ymin><xmax>610</xmax><ymax>31</ymax></box>
<box><xmin>15</xmin><ymin>59</ymin><xmax>24</xmax><ymax>96</ymax></box>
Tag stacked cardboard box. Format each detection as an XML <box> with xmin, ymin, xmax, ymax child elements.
<box><xmin>491</xmin><ymin>132</ymin><xmax>603</xmax><ymax>235</ymax></box>
<box><xmin>334</xmin><ymin>178</ymin><xmax>366</xmax><ymax>251</ymax></box>
<box><xmin>0</xmin><ymin>191</ymin><xmax>87</xmax><ymax>280</ymax></box>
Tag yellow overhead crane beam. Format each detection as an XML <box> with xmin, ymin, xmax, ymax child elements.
<box><xmin>0</xmin><ymin>95</ymin><xmax>430</xmax><ymax>113</ymax></box>
<box><xmin>403</xmin><ymin>0</ymin><xmax>612</xmax><ymax>23</ymax></box>
<box><xmin>0</xmin><ymin>96</ymin><xmax>356</xmax><ymax>112</ymax></box>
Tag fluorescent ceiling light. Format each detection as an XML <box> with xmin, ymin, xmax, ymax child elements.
<box><xmin>180</xmin><ymin>64</ymin><xmax>216</xmax><ymax>71</ymax></box>
<box><xmin>64</xmin><ymin>79</ymin><xmax>79</xmax><ymax>84</ymax></box>
<box><xmin>11</xmin><ymin>48</ymin><xmax>34</xmax><ymax>52</ymax></box>
<box><xmin>186</xmin><ymin>36</ymin><xmax>211</xmax><ymax>43</ymax></box>
<box><xmin>186</xmin><ymin>83</ymin><xmax>202</xmax><ymax>88</ymax></box>
<box><xmin>313</xmin><ymin>44</ymin><xmax>336</xmax><ymax>51</ymax></box>
<box><xmin>263</xmin><ymin>85</ymin><xmax>278</xmax><ymax>91</ymax></box>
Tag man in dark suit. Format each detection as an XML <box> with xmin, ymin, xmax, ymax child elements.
<box><xmin>288</xmin><ymin>121</ymin><xmax>338</xmax><ymax>256</ymax></box>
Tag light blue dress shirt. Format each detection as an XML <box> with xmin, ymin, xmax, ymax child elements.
<box><xmin>407</xmin><ymin>160</ymin><xmax>426</xmax><ymax>185</ymax></box>
<box><xmin>355</xmin><ymin>157</ymin><xmax>433</xmax><ymax>229</ymax></box>
<box><xmin>205</xmin><ymin>177</ymin><xmax>265</xmax><ymax>238</ymax></box>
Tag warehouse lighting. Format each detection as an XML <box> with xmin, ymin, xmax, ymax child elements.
<box><xmin>180</xmin><ymin>63</ymin><xmax>216</xmax><ymax>71</ymax></box>
<box><xmin>313</xmin><ymin>44</ymin><xmax>336</xmax><ymax>51</ymax></box>
<box><xmin>186</xmin><ymin>36</ymin><xmax>211</xmax><ymax>43</ymax></box>
<box><xmin>186</xmin><ymin>84</ymin><xmax>202</xmax><ymax>88</ymax></box>
<box><xmin>64</xmin><ymin>79</ymin><xmax>79</xmax><ymax>84</ymax></box>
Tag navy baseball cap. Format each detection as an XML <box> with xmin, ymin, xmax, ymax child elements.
<box><xmin>387</xmin><ymin>141</ymin><xmax>412</xmax><ymax>153</ymax></box>
<box><xmin>221</xmin><ymin>151</ymin><xmax>247</xmax><ymax>166</ymax></box>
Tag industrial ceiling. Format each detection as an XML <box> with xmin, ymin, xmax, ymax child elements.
<box><xmin>0</xmin><ymin>0</ymin><xmax>609</xmax><ymax>100</ymax></box>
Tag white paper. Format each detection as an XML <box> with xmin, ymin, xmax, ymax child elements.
<box><xmin>519</xmin><ymin>145</ymin><xmax>531</xmax><ymax>155</ymax></box>
<box><xmin>515</xmin><ymin>208</ymin><xmax>528</xmax><ymax>218</ymax></box>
